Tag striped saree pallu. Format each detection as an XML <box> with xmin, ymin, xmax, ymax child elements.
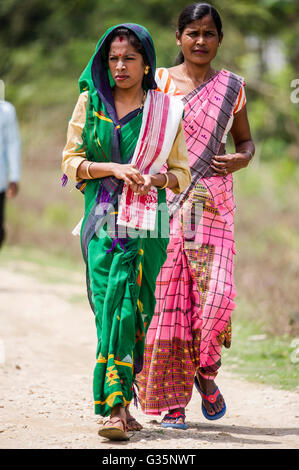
<box><xmin>138</xmin><ymin>70</ymin><xmax>243</xmax><ymax>415</ymax></box>
<box><xmin>117</xmin><ymin>90</ymin><xmax>183</xmax><ymax>231</ymax></box>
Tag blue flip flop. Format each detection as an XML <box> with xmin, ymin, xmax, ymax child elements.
<box><xmin>161</xmin><ymin>411</ymin><xmax>187</xmax><ymax>430</ymax></box>
<box><xmin>194</xmin><ymin>375</ymin><xmax>226</xmax><ymax>421</ymax></box>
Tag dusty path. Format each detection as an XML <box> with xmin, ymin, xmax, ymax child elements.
<box><xmin>0</xmin><ymin>262</ymin><xmax>298</xmax><ymax>449</ymax></box>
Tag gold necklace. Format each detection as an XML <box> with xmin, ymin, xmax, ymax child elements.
<box><xmin>113</xmin><ymin>89</ymin><xmax>146</xmax><ymax>114</ymax></box>
<box><xmin>140</xmin><ymin>90</ymin><xmax>147</xmax><ymax>108</ymax></box>
<box><xmin>138</xmin><ymin>90</ymin><xmax>147</xmax><ymax>114</ymax></box>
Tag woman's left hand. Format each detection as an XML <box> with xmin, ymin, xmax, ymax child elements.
<box><xmin>211</xmin><ymin>153</ymin><xmax>250</xmax><ymax>176</ymax></box>
<box><xmin>130</xmin><ymin>174</ymin><xmax>153</xmax><ymax>196</ymax></box>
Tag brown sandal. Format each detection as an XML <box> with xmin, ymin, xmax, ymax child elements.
<box><xmin>98</xmin><ymin>416</ymin><xmax>129</xmax><ymax>441</ymax></box>
<box><xmin>126</xmin><ymin>416</ymin><xmax>143</xmax><ymax>431</ymax></box>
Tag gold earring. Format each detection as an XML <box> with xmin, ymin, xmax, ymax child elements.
<box><xmin>144</xmin><ymin>65</ymin><xmax>150</xmax><ymax>75</ymax></box>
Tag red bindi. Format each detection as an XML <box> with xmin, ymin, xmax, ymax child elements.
<box><xmin>119</xmin><ymin>36</ymin><xmax>124</xmax><ymax>42</ymax></box>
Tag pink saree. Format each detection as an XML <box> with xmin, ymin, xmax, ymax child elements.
<box><xmin>138</xmin><ymin>70</ymin><xmax>244</xmax><ymax>415</ymax></box>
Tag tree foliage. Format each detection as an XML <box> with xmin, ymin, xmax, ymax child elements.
<box><xmin>0</xmin><ymin>0</ymin><xmax>298</xmax><ymax>159</ymax></box>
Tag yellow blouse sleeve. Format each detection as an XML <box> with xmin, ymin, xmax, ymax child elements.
<box><xmin>61</xmin><ymin>91</ymin><xmax>88</xmax><ymax>182</ymax></box>
<box><xmin>166</xmin><ymin>121</ymin><xmax>191</xmax><ymax>194</ymax></box>
<box><xmin>62</xmin><ymin>90</ymin><xmax>191</xmax><ymax>193</ymax></box>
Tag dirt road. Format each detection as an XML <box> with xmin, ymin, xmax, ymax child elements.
<box><xmin>0</xmin><ymin>263</ymin><xmax>298</xmax><ymax>449</ymax></box>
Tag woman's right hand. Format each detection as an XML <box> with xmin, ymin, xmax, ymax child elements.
<box><xmin>112</xmin><ymin>163</ymin><xmax>145</xmax><ymax>187</ymax></box>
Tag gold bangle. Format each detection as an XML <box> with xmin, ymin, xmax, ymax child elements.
<box><xmin>159</xmin><ymin>173</ymin><xmax>169</xmax><ymax>190</ymax></box>
<box><xmin>86</xmin><ymin>162</ymin><xmax>94</xmax><ymax>179</ymax></box>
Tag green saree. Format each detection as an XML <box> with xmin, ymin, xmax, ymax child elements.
<box><xmin>77</xmin><ymin>24</ymin><xmax>169</xmax><ymax>416</ymax></box>
<box><xmin>89</xmin><ymin>196</ymin><xmax>168</xmax><ymax>415</ymax></box>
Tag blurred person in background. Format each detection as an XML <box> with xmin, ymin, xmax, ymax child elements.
<box><xmin>138</xmin><ymin>3</ymin><xmax>255</xmax><ymax>429</ymax></box>
<box><xmin>0</xmin><ymin>96</ymin><xmax>21</xmax><ymax>248</ymax></box>
<box><xmin>62</xmin><ymin>23</ymin><xmax>190</xmax><ymax>441</ymax></box>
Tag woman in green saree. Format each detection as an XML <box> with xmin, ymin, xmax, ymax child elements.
<box><xmin>62</xmin><ymin>23</ymin><xmax>190</xmax><ymax>440</ymax></box>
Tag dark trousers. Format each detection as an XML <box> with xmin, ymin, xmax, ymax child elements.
<box><xmin>0</xmin><ymin>191</ymin><xmax>5</xmax><ymax>248</ymax></box>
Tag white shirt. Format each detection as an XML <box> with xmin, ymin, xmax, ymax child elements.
<box><xmin>0</xmin><ymin>100</ymin><xmax>21</xmax><ymax>192</ymax></box>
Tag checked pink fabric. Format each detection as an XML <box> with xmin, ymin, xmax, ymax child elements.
<box><xmin>138</xmin><ymin>69</ymin><xmax>244</xmax><ymax>415</ymax></box>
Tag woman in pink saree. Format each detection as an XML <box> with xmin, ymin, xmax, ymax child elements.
<box><xmin>138</xmin><ymin>3</ymin><xmax>255</xmax><ymax>428</ymax></box>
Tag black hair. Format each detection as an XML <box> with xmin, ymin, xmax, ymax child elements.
<box><xmin>175</xmin><ymin>3</ymin><xmax>223</xmax><ymax>64</ymax></box>
<box><xmin>107</xmin><ymin>27</ymin><xmax>149</xmax><ymax>66</ymax></box>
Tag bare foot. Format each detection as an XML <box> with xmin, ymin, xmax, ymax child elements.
<box><xmin>111</xmin><ymin>404</ymin><xmax>127</xmax><ymax>423</ymax></box>
<box><xmin>196</xmin><ymin>373</ymin><xmax>225</xmax><ymax>416</ymax></box>
<box><xmin>125</xmin><ymin>406</ymin><xmax>143</xmax><ymax>431</ymax></box>
<box><xmin>162</xmin><ymin>407</ymin><xmax>185</xmax><ymax>425</ymax></box>
<box><xmin>98</xmin><ymin>404</ymin><xmax>128</xmax><ymax>440</ymax></box>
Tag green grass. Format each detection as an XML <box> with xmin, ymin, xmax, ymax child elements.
<box><xmin>222</xmin><ymin>314</ymin><xmax>299</xmax><ymax>391</ymax></box>
<box><xmin>0</xmin><ymin>244</ymin><xmax>82</xmax><ymax>272</ymax></box>
<box><xmin>0</xmin><ymin>244</ymin><xmax>85</xmax><ymax>286</ymax></box>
